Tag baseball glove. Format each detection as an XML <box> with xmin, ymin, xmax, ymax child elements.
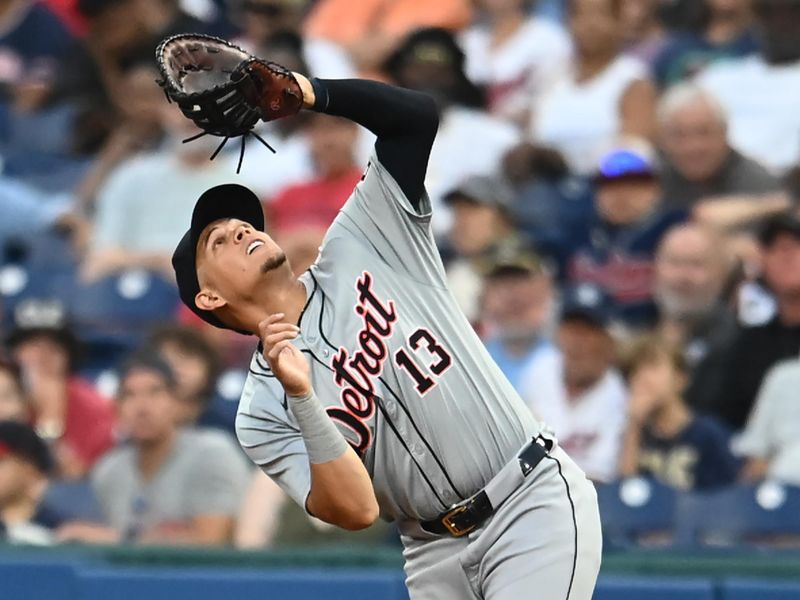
<box><xmin>155</xmin><ymin>33</ymin><xmax>305</xmax><ymax>172</ymax></box>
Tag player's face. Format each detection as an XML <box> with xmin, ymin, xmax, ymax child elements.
<box><xmin>196</xmin><ymin>218</ymin><xmax>290</xmax><ymax>315</ymax></box>
<box><xmin>116</xmin><ymin>369</ymin><xmax>179</xmax><ymax>444</ymax></box>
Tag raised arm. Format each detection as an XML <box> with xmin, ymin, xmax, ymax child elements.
<box><xmin>294</xmin><ymin>74</ymin><xmax>439</xmax><ymax>210</ymax></box>
<box><xmin>258</xmin><ymin>313</ymin><xmax>379</xmax><ymax>530</ymax></box>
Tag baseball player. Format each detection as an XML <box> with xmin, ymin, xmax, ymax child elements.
<box><xmin>165</xmin><ymin>39</ymin><xmax>601</xmax><ymax>600</ymax></box>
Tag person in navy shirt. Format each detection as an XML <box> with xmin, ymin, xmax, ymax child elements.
<box><xmin>564</xmin><ymin>147</ymin><xmax>687</xmax><ymax>328</ymax></box>
<box><xmin>618</xmin><ymin>335</ymin><xmax>740</xmax><ymax>491</ymax></box>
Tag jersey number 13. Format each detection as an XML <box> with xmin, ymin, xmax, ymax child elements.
<box><xmin>394</xmin><ymin>328</ymin><xmax>452</xmax><ymax>395</ymax></box>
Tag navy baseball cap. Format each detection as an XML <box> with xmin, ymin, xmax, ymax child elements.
<box><xmin>172</xmin><ymin>183</ymin><xmax>265</xmax><ymax>334</ymax></box>
<box><xmin>594</xmin><ymin>148</ymin><xmax>657</xmax><ymax>184</ymax></box>
<box><xmin>560</xmin><ymin>283</ymin><xmax>614</xmax><ymax>329</ymax></box>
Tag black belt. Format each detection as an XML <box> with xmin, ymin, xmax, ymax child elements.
<box><xmin>420</xmin><ymin>435</ymin><xmax>552</xmax><ymax>537</ymax></box>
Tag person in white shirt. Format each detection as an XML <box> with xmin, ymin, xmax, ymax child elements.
<box><xmin>698</xmin><ymin>0</ymin><xmax>800</xmax><ymax>173</ymax></box>
<box><xmin>82</xmin><ymin>106</ymin><xmax>259</xmax><ymax>282</ymax></box>
<box><xmin>736</xmin><ymin>356</ymin><xmax>800</xmax><ymax>485</ymax></box>
<box><xmin>385</xmin><ymin>27</ymin><xmax>520</xmax><ymax>234</ymax></box>
<box><xmin>530</xmin><ymin>0</ymin><xmax>656</xmax><ymax>175</ymax></box>
<box><xmin>521</xmin><ymin>283</ymin><xmax>627</xmax><ymax>482</ymax></box>
<box><xmin>460</xmin><ymin>0</ymin><xmax>571</xmax><ymax>123</ymax></box>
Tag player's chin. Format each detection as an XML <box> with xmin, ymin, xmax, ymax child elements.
<box><xmin>260</xmin><ymin>251</ymin><xmax>288</xmax><ymax>275</ymax></box>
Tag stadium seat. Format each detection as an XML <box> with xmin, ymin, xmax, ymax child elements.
<box><xmin>674</xmin><ymin>483</ymin><xmax>800</xmax><ymax>547</ymax></box>
<box><xmin>68</xmin><ymin>269</ymin><xmax>180</xmax><ymax>364</ymax></box>
<box><xmin>596</xmin><ymin>477</ymin><xmax>677</xmax><ymax>547</ymax></box>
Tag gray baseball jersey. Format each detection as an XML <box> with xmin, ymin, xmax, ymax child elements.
<box><xmin>236</xmin><ymin>150</ymin><xmax>542</xmax><ymax>523</ymax></box>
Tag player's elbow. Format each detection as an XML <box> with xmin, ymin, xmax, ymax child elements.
<box><xmin>313</xmin><ymin>495</ymin><xmax>380</xmax><ymax>531</ymax></box>
<box><xmin>338</xmin><ymin>500</ymin><xmax>380</xmax><ymax>530</ymax></box>
<box><xmin>417</xmin><ymin>93</ymin><xmax>440</xmax><ymax>136</ymax></box>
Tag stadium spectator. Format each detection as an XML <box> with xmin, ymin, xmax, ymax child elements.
<box><xmin>657</xmin><ymin>83</ymin><xmax>783</xmax><ymax>212</ymax></box>
<box><xmin>0</xmin><ymin>420</ymin><xmax>56</xmax><ymax>545</ymax></box>
<box><xmin>82</xmin><ymin>99</ymin><xmax>257</xmax><ymax>282</ymax></box>
<box><xmin>653</xmin><ymin>224</ymin><xmax>738</xmax><ymax>415</ymax></box>
<box><xmin>442</xmin><ymin>175</ymin><xmax>528</xmax><ymax>321</ymax></box>
<box><xmin>699</xmin><ymin>0</ymin><xmax>800</xmax><ymax>172</ymax></box>
<box><xmin>478</xmin><ymin>252</ymin><xmax>557</xmax><ymax>392</ymax></box>
<box><xmin>653</xmin><ymin>0</ymin><xmax>758</xmax><ymax>88</ymax></box>
<box><xmin>232</xmin><ymin>0</ymin><xmax>354</xmax><ymax>79</ymax></box>
<box><xmin>531</xmin><ymin>0</ymin><xmax>656</xmax><ymax>175</ymax></box>
<box><xmin>705</xmin><ymin>214</ymin><xmax>800</xmax><ymax>430</ymax></box>
<box><xmin>7</xmin><ymin>299</ymin><xmax>114</xmax><ymax>480</ymax></box>
<box><xmin>0</xmin><ymin>357</ymin><xmax>29</xmax><ymax>422</ymax></box>
<box><xmin>235</xmin><ymin>470</ymin><xmax>392</xmax><ymax>548</ymax></box>
<box><xmin>145</xmin><ymin>325</ymin><xmax>226</xmax><ymax>431</ymax></box>
<box><xmin>500</xmin><ymin>143</ymin><xmax>594</xmax><ymax>269</ymax></box>
<box><xmin>619</xmin><ymin>335</ymin><xmax>740</xmax><ymax>491</ymax></box>
<box><xmin>73</xmin><ymin>61</ymin><xmax>166</xmax><ymax>213</ymax></box>
<box><xmin>566</xmin><ymin>146</ymin><xmax>686</xmax><ymax>327</ymax></box>
<box><xmin>385</xmin><ymin>27</ymin><xmax>520</xmax><ymax>234</ymax></box>
<box><xmin>305</xmin><ymin>0</ymin><xmax>472</xmax><ymax>74</ymax></box>
<box><xmin>267</xmin><ymin>113</ymin><xmax>362</xmax><ymax>235</ymax></box>
<box><xmin>521</xmin><ymin>284</ymin><xmax>627</xmax><ymax>483</ymax></box>
<box><xmin>58</xmin><ymin>355</ymin><xmax>249</xmax><ymax>545</ymax></box>
<box><xmin>459</xmin><ymin>0</ymin><xmax>571</xmax><ymax>122</ymax></box>
<box><xmin>735</xmin><ymin>356</ymin><xmax>800</xmax><ymax>485</ymax></box>
<box><xmin>0</xmin><ymin>0</ymin><xmax>73</xmax><ymax>97</ymax></box>
<box><xmin>620</xmin><ymin>0</ymin><xmax>668</xmax><ymax>67</ymax></box>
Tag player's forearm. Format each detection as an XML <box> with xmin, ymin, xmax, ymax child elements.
<box><xmin>287</xmin><ymin>389</ymin><xmax>378</xmax><ymax>530</ymax></box>
<box><xmin>307</xmin><ymin>448</ymin><xmax>379</xmax><ymax>530</ymax></box>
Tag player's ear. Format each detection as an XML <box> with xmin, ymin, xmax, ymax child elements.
<box><xmin>195</xmin><ymin>288</ymin><xmax>227</xmax><ymax>312</ymax></box>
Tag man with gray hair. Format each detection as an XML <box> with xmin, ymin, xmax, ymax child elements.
<box><xmin>657</xmin><ymin>82</ymin><xmax>782</xmax><ymax>211</ymax></box>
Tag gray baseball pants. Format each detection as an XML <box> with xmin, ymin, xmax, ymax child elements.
<box><xmin>400</xmin><ymin>445</ymin><xmax>602</xmax><ymax>600</ymax></box>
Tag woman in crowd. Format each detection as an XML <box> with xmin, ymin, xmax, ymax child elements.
<box><xmin>530</xmin><ymin>0</ymin><xmax>656</xmax><ymax>175</ymax></box>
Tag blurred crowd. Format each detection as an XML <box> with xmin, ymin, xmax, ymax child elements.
<box><xmin>1</xmin><ymin>0</ymin><xmax>800</xmax><ymax>550</ymax></box>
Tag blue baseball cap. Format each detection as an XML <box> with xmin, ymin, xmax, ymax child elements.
<box><xmin>560</xmin><ymin>283</ymin><xmax>614</xmax><ymax>329</ymax></box>
<box><xmin>594</xmin><ymin>148</ymin><xmax>657</xmax><ymax>183</ymax></box>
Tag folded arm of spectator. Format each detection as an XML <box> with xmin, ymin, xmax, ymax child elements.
<box><xmin>693</xmin><ymin>192</ymin><xmax>792</xmax><ymax>231</ymax></box>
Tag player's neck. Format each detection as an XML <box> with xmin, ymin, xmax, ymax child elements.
<box><xmin>248</xmin><ymin>277</ymin><xmax>308</xmax><ymax>331</ymax></box>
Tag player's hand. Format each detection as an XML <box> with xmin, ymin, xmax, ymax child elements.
<box><xmin>259</xmin><ymin>313</ymin><xmax>311</xmax><ymax>397</ymax></box>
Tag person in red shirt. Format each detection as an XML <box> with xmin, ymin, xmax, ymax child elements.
<box><xmin>267</xmin><ymin>112</ymin><xmax>363</xmax><ymax>235</ymax></box>
<box><xmin>6</xmin><ymin>299</ymin><xmax>115</xmax><ymax>480</ymax></box>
